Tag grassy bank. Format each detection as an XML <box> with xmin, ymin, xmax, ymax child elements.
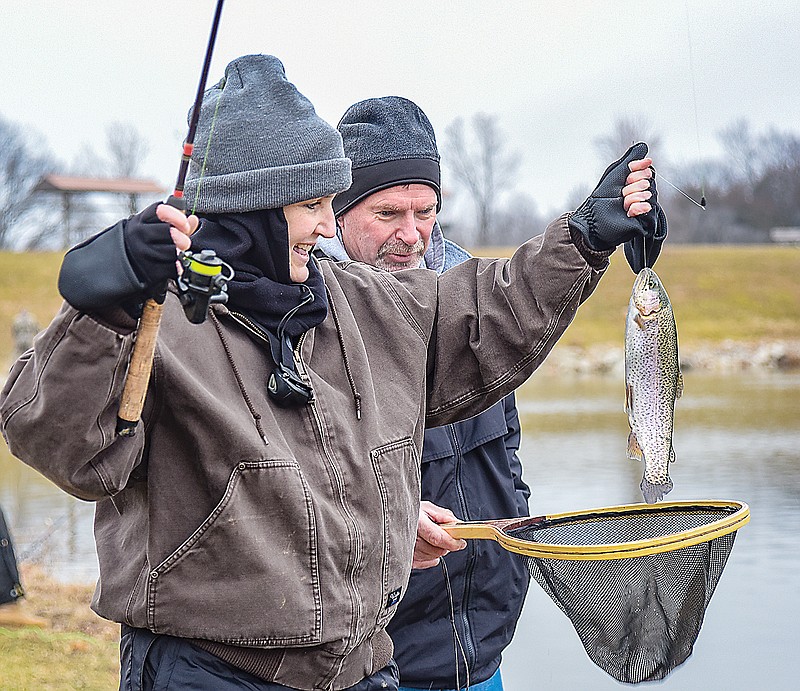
<box><xmin>1</xmin><ymin>245</ymin><xmax>798</xmax><ymax>368</ymax></box>
<box><xmin>476</xmin><ymin>244</ymin><xmax>800</xmax><ymax>347</ymax></box>
<box><xmin>0</xmin><ymin>252</ymin><xmax>64</xmax><ymax>369</ymax></box>
<box><xmin>0</xmin><ymin>566</ymin><xmax>119</xmax><ymax>690</ymax></box>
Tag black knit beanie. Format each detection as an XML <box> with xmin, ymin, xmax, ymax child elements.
<box><xmin>333</xmin><ymin>96</ymin><xmax>441</xmax><ymax>216</ymax></box>
<box><xmin>185</xmin><ymin>54</ymin><xmax>352</xmax><ymax>214</ymax></box>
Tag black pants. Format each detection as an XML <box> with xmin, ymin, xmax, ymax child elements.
<box><xmin>0</xmin><ymin>505</ymin><xmax>22</xmax><ymax>605</ymax></box>
<box><xmin>120</xmin><ymin>625</ymin><xmax>399</xmax><ymax>691</ymax></box>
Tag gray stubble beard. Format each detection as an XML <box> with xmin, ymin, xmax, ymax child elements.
<box><xmin>376</xmin><ymin>238</ymin><xmax>425</xmax><ymax>272</ymax></box>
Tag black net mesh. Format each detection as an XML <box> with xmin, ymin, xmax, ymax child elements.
<box><xmin>507</xmin><ymin>506</ymin><xmax>738</xmax><ymax>684</ymax></box>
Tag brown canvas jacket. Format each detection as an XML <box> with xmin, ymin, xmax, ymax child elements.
<box><xmin>0</xmin><ymin>215</ymin><xmax>605</xmax><ymax>690</ymax></box>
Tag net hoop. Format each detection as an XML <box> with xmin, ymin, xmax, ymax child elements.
<box><xmin>446</xmin><ymin>500</ymin><xmax>750</xmax><ymax>561</ymax></box>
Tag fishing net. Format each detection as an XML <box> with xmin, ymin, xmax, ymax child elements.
<box><xmin>444</xmin><ymin>500</ymin><xmax>749</xmax><ymax>684</ymax></box>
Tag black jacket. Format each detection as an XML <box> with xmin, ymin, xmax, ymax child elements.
<box><xmin>1</xmin><ymin>505</ymin><xmax>22</xmax><ymax>605</ymax></box>
<box><xmin>387</xmin><ymin>394</ymin><xmax>531</xmax><ymax>687</ymax></box>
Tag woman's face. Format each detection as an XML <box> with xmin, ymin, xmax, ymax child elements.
<box><xmin>283</xmin><ymin>195</ymin><xmax>337</xmax><ymax>283</ymax></box>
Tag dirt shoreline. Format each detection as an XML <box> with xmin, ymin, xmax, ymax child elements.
<box><xmin>541</xmin><ymin>339</ymin><xmax>800</xmax><ymax>375</ymax></box>
<box><xmin>13</xmin><ymin>564</ymin><xmax>118</xmax><ymax>640</ymax></box>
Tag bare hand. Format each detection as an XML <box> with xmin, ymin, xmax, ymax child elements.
<box><xmin>155</xmin><ymin>203</ymin><xmax>199</xmax><ymax>253</ymax></box>
<box><xmin>413</xmin><ymin>500</ymin><xmax>467</xmax><ymax>569</ymax></box>
<box><xmin>624</xmin><ymin>157</ymin><xmax>654</xmax><ymax>218</ymax></box>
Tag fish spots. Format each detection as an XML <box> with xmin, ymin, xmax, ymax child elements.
<box><xmin>625</xmin><ymin>268</ymin><xmax>681</xmax><ymax>503</ymax></box>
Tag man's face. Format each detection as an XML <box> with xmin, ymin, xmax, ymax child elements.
<box><xmin>338</xmin><ymin>184</ymin><xmax>437</xmax><ymax>272</ymax></box>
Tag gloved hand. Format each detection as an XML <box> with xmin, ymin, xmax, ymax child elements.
<box><xmin>568</xmin><ymin>142</ymin><xmax>667</xmax><ymax>272</ymax></box>
<box><xmin>59</xmin><ymin>202</ymin><xmax>190</xmax><ymax>319</ymax></box>
<box><xmin>122</xmin><ymin>202</ymin><xmax>181</xmax><ymax>301</ymax></box>
<box><xmin>624</xmin><ymin>208</ymin><xmax>667</xmax><ymax>273</ymax></box>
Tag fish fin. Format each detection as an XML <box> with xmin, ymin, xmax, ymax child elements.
<box><xmin>675</xmin><ymin>371</ymin><xmax>684</xmax><ymax>400</ymax></box>
<box><xmin>625</xmin><ymin>383</ymin><xmax>633</xmax><ymax>414</ymax></box>
<box><xmin>627</xmin><ymin>431</ymin><xmax>644</xmax><ymax>462</ymax></box>
<box><xmin>669</xmin><ymin>445</ymin><xmax>676</xmax><ymax>464</ymax></box>
<box><xmin>641</xmin><ymin>477</ymin><xmax>674</xmax><ymax>504</ymax></box>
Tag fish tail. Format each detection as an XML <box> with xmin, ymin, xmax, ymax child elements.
<box><xmin>640</xmin><ymin>477</ymin><xmax>674</xmax><ymax>504</ymax></box>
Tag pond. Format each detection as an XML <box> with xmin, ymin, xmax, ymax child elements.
<box><xmin>502</xmin><ymin>368</ymin><xmax>800</xmax><ymax>690</ymax></box>
<box><xmin>1</xmin><ymin>368</ymin><xmax>798</xmax><ymax>689</ymax></box>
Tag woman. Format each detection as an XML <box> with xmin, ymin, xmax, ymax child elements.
<box><xmin>0</xmin><ymin>55</ymin><xmax>662</xmax><ymax>690</ymax></box>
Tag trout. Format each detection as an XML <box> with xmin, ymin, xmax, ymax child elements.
<box><xmin>625</xmin><ymin>267</ymin><xmax>683</xmax><ymax>503</ymax></box>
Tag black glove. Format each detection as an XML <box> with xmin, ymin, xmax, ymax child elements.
<box><xmin>122</xmin><ymin>202</ymin><xmax>180</xmax><ymax>300</ymax></box>
<box><xmin>623</xmin><ymin>205</ymin><xmax>667</xmax><ymax>273</ymax></box>
<box><xmin>568</xmin><ymin>142</ymin><xmax>667</xmax><ymax>272</ymax></box>
<box><xmin>59</xmin><ymin>202</ymin><xmax>178</xmax><ymax>318</ymax></box>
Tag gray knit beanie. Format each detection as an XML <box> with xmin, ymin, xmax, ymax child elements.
<box><xmin>184</xmin><ymin>54</ymin><xmax>352</xmax><ymax>214</ymax></box>
<box><xmin>333</xmin><ymin>96</ymin><xmax>441</xmax><ymax>216</ymax></box>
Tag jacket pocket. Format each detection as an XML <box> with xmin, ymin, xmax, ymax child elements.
<box><xmin>147</xmin><ymin>460</ymin><xmax>321</xmax><ymax>646</ymax></box>
<box><xmin>369</xmin><ymin>439</ymin><xmax>420</xmax><ymax>630</ymax></box>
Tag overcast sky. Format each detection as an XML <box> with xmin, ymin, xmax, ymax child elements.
<box><xmin>3</xmin><ymin>1</ymin><xmax>798</xmax><ymax>216</ymax></box>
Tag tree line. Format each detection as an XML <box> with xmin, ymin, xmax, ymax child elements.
<box><xmin>2</xmin><ymin>111</ymin><xmax>798</xmax><ymax>250</ymax></box>
<box><xmin>440</xmin><ymin>114</ymin><xmax>800</xmax><ymax>248</ymax></box>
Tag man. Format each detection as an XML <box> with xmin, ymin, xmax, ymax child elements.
<box><xmin>0</xmin><ymin>55</ymin><xmax>663</xmax><ymax>691</ymax></box>
<box><xmin>318</xmin><ymin>96</ymin><xmax>530</xmax><ymax>691</ymax></box>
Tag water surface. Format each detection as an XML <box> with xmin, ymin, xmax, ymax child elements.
<box><xmin>502</xmin><ymin>369</ymin><xmax>800</xmax><ymax>690</ymax></box>
<box><xmin>1</xmin><ymin>370</ymin><xmax>798</xmax><ymax>689</ymax></box>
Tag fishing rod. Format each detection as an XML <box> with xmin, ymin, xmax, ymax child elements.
<box><xmin>116</xmin><ymin>0</ymin><xmax>230</xmax><ymax>437</ymax></box>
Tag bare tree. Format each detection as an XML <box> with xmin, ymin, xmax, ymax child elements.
<box><xmin>492</xmin><ymin>191</ymin><xmax>545</xmax><ymax>247</ymax></box>
<box><xmin>444</xmin><ymin>114</ymin><xmax>521</xmax><ymax>245</ymax></box>
<box><xmin>107</xmin><ymin>122</ymin><xmax>152</xmax><ymax>214</ymax></box>
<box><xmin>73</xmin><ymin>122</ymin><xmax>152</xmax><ymax>215</ymax></box>
<box><xmin>0</xmin><ymin>115</ymin><xmax>54</xmax><ymax>248</ymax></box>
<box><xmin>718</xmin><ymin>119</ymin><xmax>760</xmax><ymax>187</ymax></box>
<box><xmin>718</xmin><ymin>123</ymin><xmax>800</xmax><ymax>234</ymax></box>
<box><xmin>73</xmin><ymin>121</ymin><xmax>150</xmax><ymax>180</ymax></box>
<box><xmin>594</xmin><ymin>115</ymin><xmax>662</xmax><ymax>162</ymax></box>
<box><xmin>106</xmin><ymin>121</ymin><xmax>150</xmax><ymax>180</ymax></box>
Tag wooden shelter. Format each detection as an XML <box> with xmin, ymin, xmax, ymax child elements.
<box><xmin>34</xmin><ymin>174</ymin><xmax>165</xmax><ymax>247</ymax></box>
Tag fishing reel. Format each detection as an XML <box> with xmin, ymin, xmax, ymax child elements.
<box><xmin>176</xmin><ymin>248</ymin><xmax>234</xmax><ymax>324</ymax></box>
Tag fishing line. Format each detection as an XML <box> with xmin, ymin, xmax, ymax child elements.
<box><xmin>684</xmin><ymin>0</ymin><xmax>707</xmax><ymax>207</ymax></box>
<box><xmin>655</xmin><ymin>170</ymin><xmax>706</xmax><ymax>209</ymax></box>
<box><xmin>440</xmin><ymin>558</ymin><xmax>471</xmax><ymax>690</ymax></box>
<box><xmin>647</xmin><ymin>3</ymin><xmax>707</xmax><ymax>213</ymax></box>
<box><xmin>191</xmin><ymin>81</ymin><xmax>225</xmax><ymax>216</ymax></box>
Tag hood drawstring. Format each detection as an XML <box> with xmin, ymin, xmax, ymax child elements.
<box><xmin>210</xmin><ymin>310</ymin><xmax>269</xmax><ymax>445</ymax></box>
<box><xmin>326</xmin><ymin>287</ymin><xmax>362</xmax><ymax>420</ymax></box>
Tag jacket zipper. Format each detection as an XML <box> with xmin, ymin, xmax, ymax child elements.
<box><xmin>229</xmin><ymin>310</ymin><xmax>316</xmax><ymax>388</ymax></box>
<box><xmin>301</xmin><ymin>370</ymin><xmax>365</xmax><ymax>665</ymax></box>
<box><xmin>228</xmin><ymin>311</ymin><xmax>271</xmax><ymax>346</ymax></box>
<box><xmin>229</xmin><ymin>309</ymin><xmax>364</xmax><ymax>671</ymax></box>
<box><xmin>449</xmin><ymin>424</ymin><xmax>477</xmax><ymax>675</ymax></box>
